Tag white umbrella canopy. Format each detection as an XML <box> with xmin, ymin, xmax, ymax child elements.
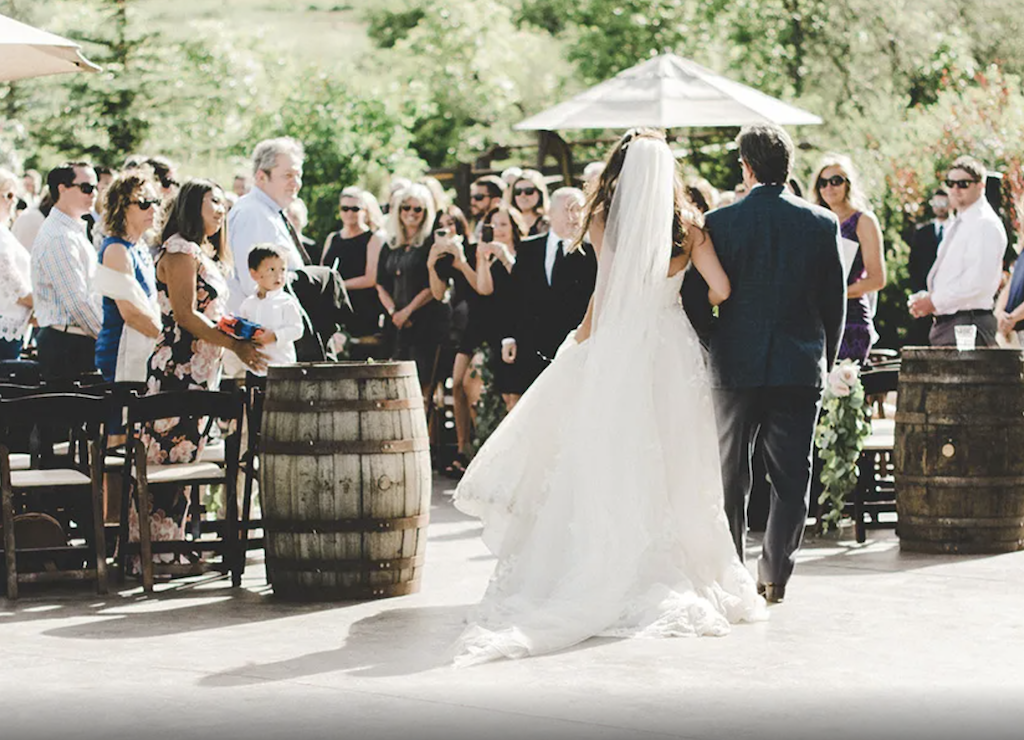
<box><xmin>0</xmin><ymin>12</ymin><xmax>100</xmax><ymax>82</ymax></box>
<box><xmin>515</xmin><ymin>53</ymin><xmax>822</xmax><ymax>131</ymax></box>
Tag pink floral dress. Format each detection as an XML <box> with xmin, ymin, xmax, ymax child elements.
<box><xmin>132</xmin><ymin>234</ymin><xmax>229</xmax><ymax>556</ymax></box>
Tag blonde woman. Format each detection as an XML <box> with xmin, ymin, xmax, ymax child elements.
<box><xmin>810</xmin><ymin>154</ymin><xmax>885</xmax><ymax>362</ymax></box>
<box><xmin>377</xmin><ymin>183</ymin><xmax>450</xmax><ymax>395</ymax></box>
<box><xmin>507</xmin><ymin>169</ymin><xmax>550</xmax><ymax>236</ymax></box>
<box><xmin>321</xmin><ymin>186</ymin><xmax>385</xmax><ymax>338</ymax></box>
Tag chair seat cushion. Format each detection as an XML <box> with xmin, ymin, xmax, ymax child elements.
<box><xmin>199</xmin><ymin>441</ymin><xmax>225</xmax><ymax>464</ymax></box>
<box><xmin>11</xmin><ymin>468</ymin><xmax>93</xmax><ymax>488</ymax></box>
<box><xmin>10</xmin><ymin>453</ymin><xmax>31</xmax><ymax>471</ymax></box>
<box><xmin>146</xmin><ymin>461</ymin><xmax>225</xmax><ymax>484</ymax></box>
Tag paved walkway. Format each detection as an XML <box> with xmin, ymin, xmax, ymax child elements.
<box><xmin>2</xmin><ymin>475</ymin><xmax>1022</xmax><ymax>740</ymax></box>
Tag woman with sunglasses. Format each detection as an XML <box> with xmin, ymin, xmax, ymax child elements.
<box><xmin>377</xmin><ymin>184</ymin><xmax>450</xmax><ymax>397</ymax></box>
<box><xmin>810</xmin><ymin>154</ymin><xmax>886</xmax><ymax>362</ymax></box>
<box><xmin>0</xmin><ymin>167</ymin><xmax>32</xmax><ymax>360</ymax></box>
<box><xmin>507</xmin><ymin>171</ymin><xmax>550</xmax><ymax>236</ymax></box>
<box><xmin>94</xmin><ymin>172</ymin><xmax>162</xmax><ymax>383</ymax></box>
<box><xmin>320</xmin><ymin>187</ymin><xmax>385</xmax><ymax>343</ymax></box>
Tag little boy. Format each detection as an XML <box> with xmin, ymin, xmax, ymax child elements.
<box><xmin>238</xmin><ymin>244</ymin><xmax>304</xmax><ymax>375</ymax></box>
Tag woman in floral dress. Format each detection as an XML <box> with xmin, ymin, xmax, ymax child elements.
<box><xmin>133</xmin><ymin>180</ymin><xmax>267</xmax><ymax>554</ymax></box>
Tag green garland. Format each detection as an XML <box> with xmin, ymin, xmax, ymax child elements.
<box><xmin>814</xmin><ymin>360</ymin><xmax>873</xmax><ymax>532</ymax></box>
<box><xmin>468</xmin><ymin>342</ymin><xmax>508</xmax><ymax>456</ymax></box>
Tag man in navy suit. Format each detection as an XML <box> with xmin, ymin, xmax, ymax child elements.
<box><xmin>687</xmin><ymin>123</ymin><xmax>846</xmax><ymax>603</ymax></box>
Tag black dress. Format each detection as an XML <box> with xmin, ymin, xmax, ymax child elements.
<box><xmin>433</xmin><ymin>243</ymin><xmax>479</xmax><ymax>354</ymax></box>
<box><xmin>377</xmin><ymin>239</ymin><xmax>452</xmax><ymax>385</ymax></box>
<box><xmin>322</xmin><ymin>229</ymin><xmax>384</xmax><ymax>337</ymax></box>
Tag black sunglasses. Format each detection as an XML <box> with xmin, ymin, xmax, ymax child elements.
<box><xmin>400</xmin><ymin>204</ymin><xmax>424</xmax><ymax>213</ymax></box>
<box><xmin>339</xmin><ymin>205</ymin><xmax>363</xmax><ymax>213</ymax></box>
<box><xmin>817</xmin><ymin>175</ymin><xmax>847</xmax><ymax>189</ymax></box>
<box><xmin>72</xmin><ymin>182</ymin><xmax>97</xmax><ymax>194</ymax></box>
<box><xmin>945</xmin><ymin>178</ymin><xmax>979</xmax><ymax>190</ymax></box>
<box><xmin>470</xmin><ymin>194</ymin><xmax>490</xmax><ymax>201</ymax></box>
<box><xmin>132</xmin><ymin>198</ymin><xmax>161</xmax><ymax>210</ymax></box>
<box><xmin>514</xmin><ymin>186</ymin><xmax>538</xmax><ymax>197</ymax></box>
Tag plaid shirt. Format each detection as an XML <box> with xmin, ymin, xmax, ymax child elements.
<box><xmin>30</xmin><ymin>207</ymin><xmax>103</xmax><ymax>337</ymax></box>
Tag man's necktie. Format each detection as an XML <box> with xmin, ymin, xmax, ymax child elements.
<box><xmin>281</xmin><ymin>210</ymin><xmax>312</xmax><ymax>266</ymax></box>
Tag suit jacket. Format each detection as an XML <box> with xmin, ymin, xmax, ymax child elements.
<box><xmin>506</xmin><ymin>233</ymin><xmax>597</xmax><ymax>361</ymax></box>
<box><xmin>908</xmin><ymin>221</ymin><xmax>943</xmax><ymax>293</ymax></box>
<box><xmin>286</xmin><ymin>265</ymin><xmax>353</xmax><ymax>361</ymax></box>
<box><xmin>694</xmin><ymin>185</ymin><xmax>846</xmax><ymax>389</ymax></box>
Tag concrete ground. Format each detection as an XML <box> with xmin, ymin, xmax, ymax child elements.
<box><xmin>2</xmin><ymin>475</ymin><xmax>1022</xmax><ymax>740</ymax></box>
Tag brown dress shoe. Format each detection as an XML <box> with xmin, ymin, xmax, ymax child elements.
<box><xmin>757</xmin><ymin>582</ymin><xmax>785</xmax><ymax>604</ymax></box>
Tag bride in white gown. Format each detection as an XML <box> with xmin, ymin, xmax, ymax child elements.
<box><xmin>452</xmin><ymin>129</ymin><xmax>767</xmax><ymax>666</ymax></box>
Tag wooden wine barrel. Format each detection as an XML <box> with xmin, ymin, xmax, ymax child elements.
<box><xmin>894</xmin><ymin>347</ymin><xmax>1024</xmax><ymax>554</ymax></box>
<box><xmin>260</xmin><ymin>361</ymin><xmax>431</xmax><ymax>600</ymax></box>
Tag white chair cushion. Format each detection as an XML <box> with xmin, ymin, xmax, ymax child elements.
<box><xmin>145</xmin><ymin>461</ymin><xmax>225</xmax><ymax>484</ymax></box>
<box><xmin>9</xmin><ymin>453</ymin><xmax>31</xmax><ymax>471</ymax></box>
<box><xmin>11</xmin><ymin>468</ymin><xmax>92</xmax><ymax>488</ymax></box>
<box><xmin>199</xmin><ymin>441</ymin><xmax>225</xmax><ymax>464</ymax></box>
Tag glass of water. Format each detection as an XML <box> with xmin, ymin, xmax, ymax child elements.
<box><xmin>954</xmin><ymin>324</ymin><xmax>977</xmax><ymax>351</ymax></box>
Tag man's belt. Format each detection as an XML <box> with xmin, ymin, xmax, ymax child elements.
<box><xmin>47</xmin><ymin>324</ymin><xmax>91</xmax><ymax>337</ymax></box>
<box><xmin>934</xmin><ymin>309</ymin><xmax>992</xmax><ymax>322</ymax></box>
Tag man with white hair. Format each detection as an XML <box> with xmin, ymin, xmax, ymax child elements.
<box><xmin>228</xmin><ymin>137</ymin><xmax>350</xmax><ymax>362</ymax></box>
<box><xmin>227</xmin><ymin>137</ymin><xmax>309</xmax><ymax>312</ymax></box>
<box><xmin>501</xmin><ymin>187</ymin><xmax>597</xmax><ymax>397</ymax></box>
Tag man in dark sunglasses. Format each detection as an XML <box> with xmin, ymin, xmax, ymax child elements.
<box><xmin>468</xmin><ymin>175</ymin><xmax>505</xmax><ymax>239</ymax></box>
<box><xmin>908</xmin><ymin>155</ymin><xmax>1006</xmax><ymax>347</ymax></box>
<box><xmin>30</xmin><ymin>161</ymin><xmax>103</xmax><ymax>380</ymax></box>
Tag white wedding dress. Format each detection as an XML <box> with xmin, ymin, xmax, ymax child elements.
<box><xmin>452</xmin><ymin>138</ymin><xmax>767</xmax><ymax>667</ymax></box>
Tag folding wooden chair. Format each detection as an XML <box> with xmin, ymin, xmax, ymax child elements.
<box><xmin>119</xmin><ymin>389</ymin><xmax>245</xmax><ymax>592</ymax></box>
<box><xmin>0</xmin><ymin>393</ymin><xmax>109</xmax><ymax>599</ymax></box>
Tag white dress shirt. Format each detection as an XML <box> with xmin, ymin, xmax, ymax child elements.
<box><xmin>30</xmin><ymin>208</ymin><xmax>103</xmax><ymax>336</ymax></box>
<box><xmin>926</xmin><ymin>197</ymin><xmax>1006</xmax><ymax>316</ymax></box>
<box><xmin>238</xmin><ymin>288</ymin><xmax>304</xmax><ymax>374</ymax></box>
<box><xmin>544</xmin><ymin>229</ymin><xmax>564</xmax><ymax>285</ymax></box>
<box><xmin>227</xmin><ymin>186</ymin><xmax>304</xmax><ymax>311</ymax></box>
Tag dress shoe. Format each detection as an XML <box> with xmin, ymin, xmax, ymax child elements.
<box><xmin>756</xmin><ymin>581</ymin><xmax>785</xmax><ymax>604</ymax></box>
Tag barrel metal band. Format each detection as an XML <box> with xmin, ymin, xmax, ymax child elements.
<box><xmin>900</xmin><ymin>514</ymin><xmax>1024</xmax><ymax>528</ymax></box>
<box><xmin>263</xmin><ymin>514</ymin><xmax>429</xmax><ymax>533</ymax></box>
<box><xmin>894</xmin><ymin>412</ymin><xmax>1024</xmax><ymax>425</ymax></box>
<box><xmin>895</xmin><ymin>475</ymin><xmax>1024</xmax><ymax>487</ymax></box>
<box><xmin>268</xmin><ymin>554</ymin><xmax>425</xmax><ymax>572</ymax></box>
<box><xmin>267</xmin><ymin>362</ymin><xmax>417</xmax><ymax>381</ymax></box>
<box><xmin>272</xmin><ymin>581</ymin><xmax>420</xmax><ymax>600</ymax></box>
<box><xmin>263</xmin><ymin>397</ymin><xmax>423</xmax><ymax>413</ymax></box>
<box><xmin>262</xmin><ymin>437</ymin><xmax>429</xmax><ymax>455</ymax></box>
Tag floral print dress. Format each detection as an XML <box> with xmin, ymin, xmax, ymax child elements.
<box><xmin>131</xmin><ymin>234</ymin><xmax>229</xmax><ymax>556</ymax></box>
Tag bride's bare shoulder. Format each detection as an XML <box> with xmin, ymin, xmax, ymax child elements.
<box><xmin>667</xmin><ymin>227</ymin><xmax>706</xmax><ymax>277</ymax></box>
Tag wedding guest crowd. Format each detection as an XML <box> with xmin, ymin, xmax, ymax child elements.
<box><xmin>5</xmin><ymin>131</ymin><xmax>1018</xmax><ymax>489</ymax></box>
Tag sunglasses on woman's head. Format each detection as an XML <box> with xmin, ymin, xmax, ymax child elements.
<box><xmin>945</xmin><ymin>178</ymin><xmax>978</xmax><ymax>190</ymax></box>
<box><xmin>72</xmin><ymin>182</ymin><xmax>97</xmax><ymax>194</ymax></box>
<box><xmin>400</xmin><ymin>205</ymin><xmax>424</xmax><ymax>213</ymax></box>
<box><xmin>514</xmin><ymin>186</ymin><xmax>538</xmax><ymax>197</ymax></box>
<box><xmin>132</xmin><ymin>199</ymin><xmax>161</xmax><ymax>210</ymax></box>
<box><xmin>817</xmin><ymin>175</ymin><xmax>847</xmax><ymax>189</ymax></box>
<box><xmin>339</xmin><ymin>205</ymin><xmax>363</xmax><ymax>212</ymax></box>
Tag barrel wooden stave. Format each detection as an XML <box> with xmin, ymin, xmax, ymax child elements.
<box><xmin>894</xmin><ymin>348</ymin><xmax>1024</xmax><ymax>554</ymax></box>
<box><xmin>262</xmin><ymin>362</ymin><xmax>430</xmax><ymax>600</ymax></box>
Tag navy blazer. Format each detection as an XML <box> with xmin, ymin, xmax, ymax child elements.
<box><xmin>699</xmin><ymin>185</ymin><xmax>846</xmax><ymax>389</ymax></box>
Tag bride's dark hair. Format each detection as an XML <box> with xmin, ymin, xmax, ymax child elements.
<box><xmin>576</xmin><ymin>127</ymin><xmax>703</xmax><ymax>255</ymax></box>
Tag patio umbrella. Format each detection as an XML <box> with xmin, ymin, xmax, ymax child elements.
<box><xmin>515</xmin><ymin>53</ymin><xmax>822</xmax><ymax>131</ymax></box>
<box><xmin>0</xmin><ymin>12</ymin><xmax>100</xmax><ymax>82</ymax></box>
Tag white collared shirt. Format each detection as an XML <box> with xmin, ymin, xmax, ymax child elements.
<box><xmin>227</xmin><ymin>186</ymin><xmax>305</xmax><ymax>311</ymax></box>
<box><xmin>30</xmin><ymin>207</ymin><xmax>103</xmax><ymax>335</ymax></box>
<box><xmin>238</xmin><ymin>288</ymin><xmax>304</xmax><ymax>374</ymax></box>
<box><xmin>926</xmin><ymin>197</ymin><xmax>1006</xmax><ymax>315</ymax></box>
<box><xmin>544</xmin><ymin>230</ymin><xmax>564</xmax><ymax>285</ymax></box>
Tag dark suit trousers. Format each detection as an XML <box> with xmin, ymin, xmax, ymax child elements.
<box><xmin>713</xmin><ymin>386</ymin><xmax>822</xmax><ymax>585</ymax></box>
<box><xmin>37</xmin><ymin>327</ymin><xmax>97</xmax><ymax>381</ymax></box>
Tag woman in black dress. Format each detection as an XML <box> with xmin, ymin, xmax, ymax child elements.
<box><xmin>377</xmin><ymin>184</ymin><xmax>451</xmax><ymax>396</ymax></box>
<box><xmin>427</xmin><ymin>205</ymin><xmax>480</xmax><ymax>473</ymax></box>
<box><xmin>321</xmin><ymin>187</ymin><xmax>385</xmax><ymax>346</ymax></box>
<box><xmin>475</xmin><ymin>203</ymin><xmax>528</xmax><ymax>410</ymax></box>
